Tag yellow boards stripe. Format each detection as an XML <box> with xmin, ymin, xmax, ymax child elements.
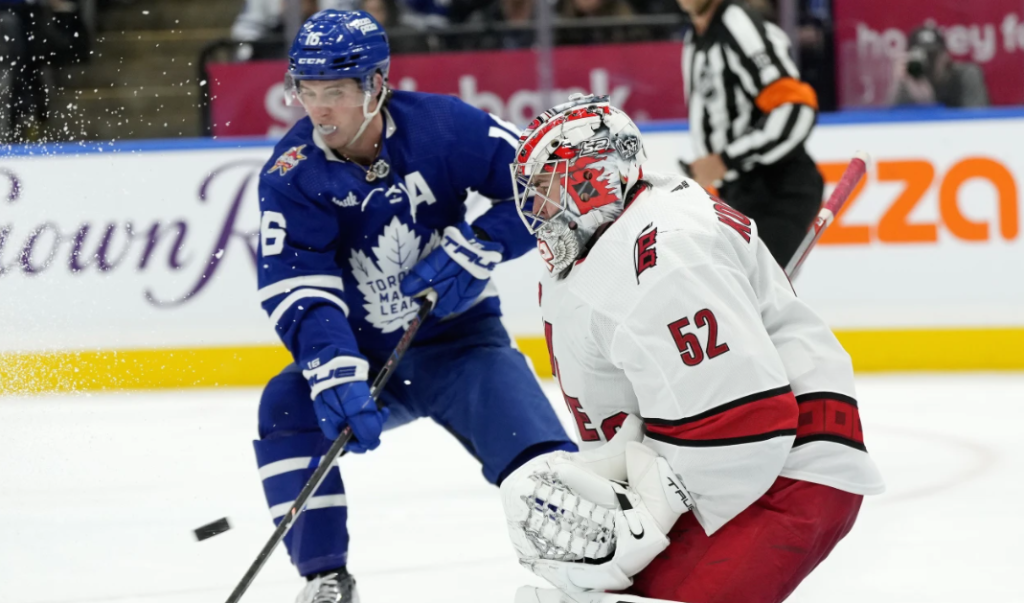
<box><xmin>0</xmin><ymin>346</ymin><xmax>294</xmax><ymax>395</ymax></box>
<box><xmin>2</xmin><ymin>328</ymin><xmax>1023</xmax><ymax>395</ymax></box>
<box><xmin>836</xmin><ymin>328</ymin><xmax>1024</xmax><ymax>372</ymax></box>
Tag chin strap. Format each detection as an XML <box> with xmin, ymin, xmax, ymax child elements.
<box><xmin>348</xmin><ymin>84</ymin><xmax>388</xmax><ymax>147</ymax></box>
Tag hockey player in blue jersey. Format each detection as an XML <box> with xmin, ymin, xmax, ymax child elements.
<box><xmin>253</xmin><ymin>9</ymin><xmax>576</xmax><ymax>603</ymax></box>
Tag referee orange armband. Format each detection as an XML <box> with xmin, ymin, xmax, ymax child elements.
<box><xmin>755</xmin><ymin>77</ymin><xmax>819</xmax><ymax>113</ymax></box>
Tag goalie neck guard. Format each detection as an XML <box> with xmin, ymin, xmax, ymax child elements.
<box><xmin>511</xmin><ymin>94</ymin><xmax>647</xmax><ymax>275</ymax></box>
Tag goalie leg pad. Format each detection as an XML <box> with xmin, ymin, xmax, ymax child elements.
<box><xmin>515</xmin><ymin>586</ymin><xmax>687</xmax><ymax>603</ymax></box>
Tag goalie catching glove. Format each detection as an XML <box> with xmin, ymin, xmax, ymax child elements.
<box><xmin>500</xmin><ymin>415</ymin><xmax>696</xmax><ymax>592</ymax></box>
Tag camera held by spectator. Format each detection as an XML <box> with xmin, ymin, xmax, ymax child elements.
<box><xmin>893</xmin><ymin>24</ymin><xmax>990</xmax><ymax>109</ymax></box>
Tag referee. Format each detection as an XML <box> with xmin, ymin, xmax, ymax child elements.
<box><xmin>678</xmin><ymin>0</ymin><xmax>824</xmax><ymax>266</ymax></box>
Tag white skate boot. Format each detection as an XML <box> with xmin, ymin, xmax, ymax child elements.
<box><xmin>295</xmin><ymin>569</ymin><xmax>359</xmax><ymax>603</ymax></box>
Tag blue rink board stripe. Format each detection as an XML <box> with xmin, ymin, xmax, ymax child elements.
<box><xmin>3</xmin><ymin>106</ymin><xmax>1024</xmax><ymax>157</ymax></box>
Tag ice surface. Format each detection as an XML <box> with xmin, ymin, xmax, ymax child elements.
<box><xmin>1</xmin><ymin>375</ymin><xmax>1022</xmax><ymax>603</ymax></box>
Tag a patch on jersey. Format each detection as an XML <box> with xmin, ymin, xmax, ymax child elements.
<box><xmin>751</xmin><ymin>50</ymin><xmax>773</xmax><ymax>69</ymax></box>
<box><xmin>672</xmin><ymin>180</ymin><xmax>690</xmax><ymax>192</ymax></box>
<box><xmin>697</xmin><ymin>69</ymin><xmax>717</xmax><ymax>100</ymax></box>
<box><xmin>332</xmin><ymin>192</ymin><xmax>358</xmax><ymax>208</ymax></box>
<box><xmin>349</xmin><ymin>216</ymin><xmax>440</xmax><ymax>334</ymax></box>
<box><xmin>268</xmin><ymin>145</ymin><xmax>308</xmax><ymax>176</ymax></box>
<box><xmin>634</xmin><ymin>222</ymin><xmax>658</xmax><ymax>282</ymax></box>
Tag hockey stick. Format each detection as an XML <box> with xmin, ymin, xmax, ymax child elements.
<box><xmin>224</xmin><ymin>290</ymin><xmax>438</xmax><ymax>603</ymax></box>
<box><xmin>784</xmin><ymin>151</ymin><xmax>870</xmax><ymax>279</ymax></box>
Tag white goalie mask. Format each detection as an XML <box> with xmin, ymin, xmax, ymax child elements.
<box><xmin>511</xmin><ymin>94</ymin><xmax>647</xmax><ymax>274</ymax></box>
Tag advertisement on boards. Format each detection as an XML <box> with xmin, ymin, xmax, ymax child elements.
<box><xmin>2</xmin><ymin>114</ymin><xmax>1023</xmax><ymax>391</ymax></box>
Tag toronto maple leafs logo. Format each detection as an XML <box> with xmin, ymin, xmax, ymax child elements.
<box><xmin>349</xmin><ymin>217</ymin><xmax>440</xmax><ymax>333</ymax></box>
<box><xmin>268</xmin><ymin>145</ymin><xmax>307</xmax><ymax>176</ymax></box>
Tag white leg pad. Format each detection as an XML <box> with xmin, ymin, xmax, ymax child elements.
<box><xmin>515</xmin><ymin>586</ymin><xmax>687</xmax><ymax>603</ymax></box>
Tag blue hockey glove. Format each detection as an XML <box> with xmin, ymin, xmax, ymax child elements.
<box><xmin>303</xmin><ymin>357</ymin><xmax>389</xmax><ymax>453</ymax></box>
<box><xmin>400</xmin><ymin>222</ymin><xmax>504</xmax><ymax>318</ymax></box>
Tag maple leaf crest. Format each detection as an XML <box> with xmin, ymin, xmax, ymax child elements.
<box><xmin>349</xmin><ymin>217</ymin><xmax>440</xmax><ymax>333</ymax></box>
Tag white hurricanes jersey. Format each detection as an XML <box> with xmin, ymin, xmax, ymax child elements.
<box><xmin>540</xmin><ymin>172</ymin><xmax>884</xmax><ymax>535</ymax></box>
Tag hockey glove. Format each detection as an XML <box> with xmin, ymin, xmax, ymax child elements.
<box><xmin>400</xmin><ymin>222</ymin><xmax>504</xmax><ymax>318</ymax></box>
<box><xmin>303</xmin><ymin>357</ymin><xmax>389</xmax><ymax>453</ymax></box>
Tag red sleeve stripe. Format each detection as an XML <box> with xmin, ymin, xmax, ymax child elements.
<box><xmin>793</xmin><ymin>392</ymin><xmax>866</xmax><ymax>451</ymax></box>
<box><xmin>643</xmin><ymin>385</ymin><xmax>798</xmax><ymax>448</ymax></box>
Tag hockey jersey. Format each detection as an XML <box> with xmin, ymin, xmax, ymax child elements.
<box><xmin>540</xmin><ymin>172</ymin><xmax>884</xmax><ymax>535</ymax></box>
<box><xmin>257</xmin><ymin>90</ymin><xmax>532</xmax><ymax>368</ymax></box>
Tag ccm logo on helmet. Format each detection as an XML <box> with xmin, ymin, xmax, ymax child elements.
<box><xmin>297</xmin><ymin>58</ymin><xmax>328</xmax><ymax>65</ymax></box>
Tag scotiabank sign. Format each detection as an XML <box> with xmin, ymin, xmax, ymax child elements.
<box><xmin>835</xmin><ymin>0</ymin><xmax>1024</xmax><ymax>106</ymax></box>
<box><xmin>207</xmin><ymin>41</ymin><xmax>686</xmax><ymax>137</ymax></box>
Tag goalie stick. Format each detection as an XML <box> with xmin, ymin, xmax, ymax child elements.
<box><xmin>224</xmin><ymin>290</ymin><xmax>438</xmax><ymax>603</ymax></box>
<box><xmin>785</xmin><ymin>151</ymin><xmax>870</xmax><ymax>278</ymax></box>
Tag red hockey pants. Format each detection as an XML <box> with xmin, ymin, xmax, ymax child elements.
<box><xmin>628</xmin><ymin>477</ymin><xmax>863</xmax><ymax>603</ymax></box>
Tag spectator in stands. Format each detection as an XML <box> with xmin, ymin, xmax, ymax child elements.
<box><xmin>0</xmin><ymin>0</ymin><xmax>87</xmax><ymax>142</ymax></box>
<box><xmin>741</xmin><ymin>0</ymin><xmax>771</xmax><ymax>20</ymax></box>
<box><xmin>363</xmin><ymin>0</ymin><xmax>397</xmax><ymax>26</ymax></box>
<box><xmin>363</xmin><ymin>0</ymin><xmax>429</xmax><ymax>53</ymax></box>
<box><xmin>231</xmin><ymin>0</ymin><xmax>357</xmax><ymax>58</ymax></box>
<box><xmin>559</xmin><ymin>0</ymin><xmax>632</xmax><ymax>19</ymax></box>
<box><xmin>797</xmin><ymin>0</ymin><xmax>835</xmax><ymax>112</ymax></box>
<box><xmin>892</xmin><ymin>24</ymin><xmax>990</xmax><ymax>108</ymax></box>
<box><xmin>462</xmin><ymin>0</ymin><xmax>534</xmax><ymax>50</ymax></box>
<box><xmin>556</xmin><ymin>0</ymin><xmax>652</xmax><ymax>45</ymax></box>
<box><xmin>0</xmin><ymin>2</ymin><xmax>26</xmax><ymax>141</ymax></box>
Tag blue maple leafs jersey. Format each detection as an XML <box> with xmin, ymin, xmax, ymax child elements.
<box><xmin>256</xmin><ymin>90</ymin><xmax>531</xmax><ymax>370</ymax></box>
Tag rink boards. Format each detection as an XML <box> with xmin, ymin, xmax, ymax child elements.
<box><xmin>1</xmin><ymin>108</ymin><xmax>1023</xmax><ymax>393</ymax></box>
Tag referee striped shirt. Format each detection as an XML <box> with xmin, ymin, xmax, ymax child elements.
<box><xmin>683</xmin><ymin>1</ymin><xmax>819</xmax><ymax>182</ymax></box>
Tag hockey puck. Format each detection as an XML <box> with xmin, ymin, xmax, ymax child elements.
<box><xmin>194</xmin><ymin>517</ymin><xmax>231</xmax><ymax>541</ymax></box>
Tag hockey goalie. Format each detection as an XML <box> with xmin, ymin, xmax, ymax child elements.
<box><xmin>500</xmin><ymin>95</ymin><xmax>885</xmax><ymax>603</ymax></box>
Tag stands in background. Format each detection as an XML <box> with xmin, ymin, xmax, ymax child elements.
<box><xmin>0</xmin><ymin>0</ymin><xmax>91</xmax><ymax>142</ymax></box>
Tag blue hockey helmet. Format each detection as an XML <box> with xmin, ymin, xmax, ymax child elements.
<box><xmin>285</xmin><ymin>10</ymin><xmax>391</xmax><ymax>103</ymax></box>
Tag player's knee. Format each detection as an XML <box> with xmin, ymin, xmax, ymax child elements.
<box><xmin>258</xmin><ymin>365</ymin><xmax>317</xmax><ymax>439</ymax></box>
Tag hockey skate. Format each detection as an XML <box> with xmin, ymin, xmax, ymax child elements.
<box><xmin>296</xmin><ymin>569</ymin><xmax>359</xmax><ymax>603</ymax></box>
